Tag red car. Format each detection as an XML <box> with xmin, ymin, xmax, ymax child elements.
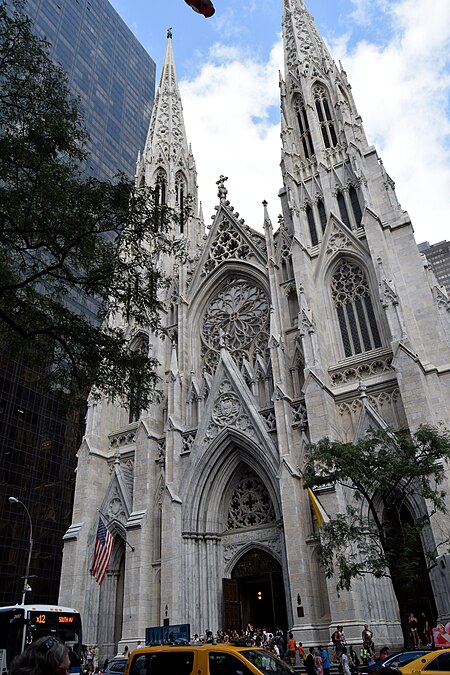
<box><xmin>184</xmin><ymin>0</ymin><xmax>215</xmax><ymax>18</ymax></box>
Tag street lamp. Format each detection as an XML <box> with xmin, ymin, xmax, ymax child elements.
<box><xmin>8</xmin><ymin>497</ymin><xmax>33</xmax><ymax>605</ymax></box>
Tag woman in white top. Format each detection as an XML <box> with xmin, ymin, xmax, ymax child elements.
<box><xmin>341</xmin><ymin>647</ymin><xmax>351</xmax><ymax>675</ymax></box>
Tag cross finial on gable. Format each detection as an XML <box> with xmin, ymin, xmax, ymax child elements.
<box><xmin>216</xmin><ymin>175</ymin><xmax>228</xmax><ymax>202</ymax></box>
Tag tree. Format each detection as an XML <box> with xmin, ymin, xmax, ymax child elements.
<box><xmin>304</xmin><ymin>425</ymin><xmax>450</xmax><ymax>645</ymax></box>
<box><xmin>0</xmin><ymin>1</ymin><xmax>186</xmax><ymax>407</ymax></box>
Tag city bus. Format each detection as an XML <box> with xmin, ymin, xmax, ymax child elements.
<box><xmin>0</xmin><ymin>604</ymin><xmax>82</xmax><ymax>674</ymax></box>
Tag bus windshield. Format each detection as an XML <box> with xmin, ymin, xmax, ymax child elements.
<box><xmin>0</xmin><ymin>606</ymin><xmax>82</xmax><ymax>673</ymax></box>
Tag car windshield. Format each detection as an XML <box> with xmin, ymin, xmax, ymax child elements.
<box><xmin>242</xmin><ymin>649</ymin><xmax>295</xmax><ymax>674</ymax></box>
<box><xmin>388</xmin><ymin>652</ymin><xmax>428</xmax><ymax>667</ymax></box>
<box><xmin>106</xmin><ymin>660</ymin><xmax>127</xmax><ymax>673</ymax></box>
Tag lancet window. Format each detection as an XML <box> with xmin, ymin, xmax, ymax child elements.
<box><xmin>294</xmin><ymin>96</ymin><xmax>315</xmax><ymax>159</ymax></box>
<box><xmin>306</xmin><ymin>204</ymin><xmax>318</xmax><ymax>246</ymax></box>
<box><xmin>331</xmin><ymin>261</ymin><xmax>382</xmax><ymax>357</ymax></box>
<box><xmin>128</xmin><ymin>333</ymin><xmax>149</xmax><ymax>423</ymax></box>
<box><xmin>313</xmin><ymin>85</ymin><xmax>338</xmax><ymax>149</ymax></box>
<box><xmin>287</xmin><ymin>286</ymin><xmax>299</xmax><ymax>326</ymax></box>
<box><xmin>155</xmin><ymin>168</ymin><xmax>167</xmax><ymax>205</ymax></box>
<box><xmin>349</xmin><ymin>185</ymin><xmax>363</xmax><ymax>226</ymax></box>
<box><xmin>280</xmin><ymin>241</ymin><xmax>294</xmax><ymax>281</ymax></box>
<box><xmin>290</xmin><ymin>349</ymin><xmax>305</xmax><ymax>399</ymax></box>
<box><xmin>186</xmin><ymin>386</ymin><xmax>199</xmax><ymax>428</ymax></box>
<box><xmin>337</xmin><ymin>191</ymin><xmax>351</xmax><ymax>229</ymax></box>
<box><xmin>318</xmin><ymin>199</ymin><xmax>327</xmax><ymax>233</ymax></box>
<box><xmin>337</xmin><ymin>186</ymin><xmax>363</xmax><ymax>230</ymax></box>
<box><xmin>175</xmin><ymin>171</ymin><xmax>186</xmax><ymax>233</ymax></box>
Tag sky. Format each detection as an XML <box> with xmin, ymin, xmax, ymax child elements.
<box><xmin>109</xmin><ymin>0</ymin><xmax>450</xmax><ymax>245</ymax></box>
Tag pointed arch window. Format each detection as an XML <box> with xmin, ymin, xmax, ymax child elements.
<box><xmin>337</xmin><ymin>191</ymin><xmax>351</xmax><ymax>229</ymax></box>
<box><xmin>175</xmin><ymin>171</ymin><xmax>186</xmax><ymax>233</ymax></box>
<box><xmin>306</xmin><ymin>204</ymin><xmax>318</xmax><ymax>246</ymax></box>
<box><xmin>287</xmin><ymin>286</ymin><xmax>299</xmax><ymax>326</ymax></box>
<box><xmin>295</xmin><ymin>96</ymin><xmax>315</xmax><ymax>159</ymax></box>
<box><xmin>313</xmin><ymin>85</ymin><xmax>338</xmax><ymax>149</ymax></box>
<box><xmin>290</xmin><ymin>350</ymin><xmax>305</xmax><ymax>399</ymax></box>
<box><xmin>155</xmin><ymin>168</ymin><xmax>167</xmax><ymax>205</ymax></box>
<box><xmin>128</xmin><ymin>334</ymin><xmax>149</xmax><ymax>423</ymax></box>
<box><xmin>349</xmin><ymin>186</ymin><xmax>363</xmax><ymax>227</ymax></box>
<box><xmin>331</xmin><ymin>261</ymin><xmax>382</xmax><ymax>357</ymax></box>
<box><xmin>280</xmin><ymin>245</ymin><xmax>294</xmax><ymax>281</ymax></box>
<box><xmin>187</xmin><ymin>390</ymin><xmax>199</xmax><ymax>429</ymax></box>
<box><xmin>318</xmin><ymin>199</ymin><xmax>327</xmax><ymax>233</ymax></box>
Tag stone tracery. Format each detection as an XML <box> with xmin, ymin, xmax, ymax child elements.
<box><xmin>201</xmin><ymin>278</ymin><xmax>270</xmax><ymax>374</ymax></box>
<box><xmin>226</xmin><ymin>469</ymin><xmax>276</xmax><ymax>530</ymax></box>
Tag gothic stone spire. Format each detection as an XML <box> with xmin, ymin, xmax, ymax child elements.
<box><xmin>281</xmin><ymin>0</ymin><xmax>369</xmax><ymax>167</ymax></box>
<box><xmin>137</xmin><ymin>31</ymin><xmax>198</xmax><ymax>215</ymax></box>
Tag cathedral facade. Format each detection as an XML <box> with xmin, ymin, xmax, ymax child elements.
<box><xmin>59</xmin><ymin>0</ymin><xmax>450</xmax><ymax>655</ymax></box>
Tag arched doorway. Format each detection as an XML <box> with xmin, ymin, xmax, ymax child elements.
<box><xmin>385</xmin><ymin>503</ymin><xmax>437</xmax><ymax>645</ymax></box>
<box><xmin>223</xmin><ymin>549</ymin><xmax>287</xmax><ymax>632</ymax></box>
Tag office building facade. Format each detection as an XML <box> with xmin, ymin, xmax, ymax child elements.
<box><xmin>419</xmin><ymin>240</ymin><xmax>450</xmax><ymax>297</ymax></box>
<box><xmin>0</xmin><ymin>0</ymin><xmax>155</xmax><ymax>605</ymax></box>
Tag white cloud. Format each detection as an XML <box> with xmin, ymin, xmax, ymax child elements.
<box><xmin>180</xmin><ymin>38</ymin><xmax>283</xmax><ymax>229</ymax></box>
<box><xmin>180</xmin><ymin>0</ymin><xmax>450</xmax><ymax>244</ymax></box>
<box><xmin>330</xmin><ymin>0</ymin><xmax>450</xmax><ymax>243</ymax></box>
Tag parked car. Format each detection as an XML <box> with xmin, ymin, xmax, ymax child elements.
<box><xmin>103</xmin><ymin>658</ymin><xmax>128</xmax><ymax>675</ymax></box>
<box><xmin>125</xmin><ymin>644</ymin><xmax>295</xmax><ymax>675</ymax></box>
<box><xmin>399</xmin><ymin>649</ymin><xmax>450</xmax><ymax>675</ymax></box>
<box><xmin>360</xmin><ymin>650</ymin><xmax>430</xmax><ymax>675</ymax></box>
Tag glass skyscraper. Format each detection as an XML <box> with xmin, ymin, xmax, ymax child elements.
<box><xmin>0</xmin><ymin>0</ymin><xmax>156</xmax><ymax>605</ymax></box>
<box><xmin>17</xmin><ymin>0</ymin><xmax>156</xmax><ymax>181</ymax></box>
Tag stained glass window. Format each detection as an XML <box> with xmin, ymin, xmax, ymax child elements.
<box><xmin>331</xmin><ymin>261</ymin><xmax>382</xmax><ymax>357</ymax></box>
<box><xmin>295</xmin><ymin>96</ymin><xmax>315</xmax><ymax>159</ymax></box>
<box><xmin>306</xmin><ymin>204</ymin><xmax>318</xmax><ymax>246</ymax></box>
<box><xmin>313</xmin><ymin>85</ymin><xmax>338</xmax><ymax>149</ymax></box>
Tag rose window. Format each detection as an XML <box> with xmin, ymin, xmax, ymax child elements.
<box><xmin>202</xmin><ymin>279</ymin><xmax>269</xmax><ymax>367</ymax></box>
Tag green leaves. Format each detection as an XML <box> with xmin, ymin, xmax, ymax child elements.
<box><xmin>0</xmin><ymin>1</ymin><xmax>186</xmax><ymax>408</ymax></box>
<box><xmin>305</xmin><ymin>426</ymin><xmax>450</xmax><ymax>597</ymax></box>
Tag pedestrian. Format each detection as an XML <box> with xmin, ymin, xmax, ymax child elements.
<box><xmin>298</xmin><ymin>642</ymin><xmax>305</xmax><ymax>662</ymax></box>
<box><xmin>9</xmin><ymin>636</ymin><xmax>70</xmax><ymax>675</ymax></box>
<box><xmin>349</xmin><ymin>646</ymin><xmax>359</xmax><ymax>675</ymax></box>
<box><xmin>360</xmin><ymin>645</ymin><xmax>369</xmax><ymax>666</ymax></box>
<box><xmin>94</xmin><ymin>645</ymin><xmax>99</xmax><ymax>670</ymax></box>
<box><xmin>379</xmin><ymin>647</ymin><xmax>390</xmax><ymax>661</ymax></box>
<box><xmin>362</xmin><ymin>623</ymin><xmax>375</xmax><ymax>655</ymax></box>
<box><xmin>331</xmin><ymin>626</ymin><xmax>346</xmax><ymax>662</ymax></box>
<box><xmin>321</xmin><ymin>646</ymin><xmax>331</xmax><ymax>675</ymax></box>
<box><xmin>86</xmin><ymin>646</ymin><xmax>94</xmax><ymax>672</ymax></box>
<box><xmin>341</xmin><ymin>647</ymin><xmax>351</xmax><ymax>675</ymax></box>
<box><xmin>314</xmin><ymin>647</ymin><xmax>323</xmax><ymax>675</ymax></box>
<box><xmin>287</xmin><ymin>633</ymin><xmax>296</xmax><ymax>667</ymax></box>
<box><xmin>408</xmin><ymin>614</ymin><xmax>420</xmax><ymax>649</ymax></box>
<box><xmin>419</xmin><ymin>612</ymin><xmax>432</xmax><ymax>647</ymax></box>
<box><xmin>136</xmin><ymin>641</ymin><xmax>143</xmax><ymax>649</ymax></box>
<box><xmin>121</xmin><ymin>646</ymin><xmax>129</xmax><ymax>658</ymax></box>
<box><xmin>304</xmin><ymin>647</ymin><xmax>316</xmax><ymax>675</ymax></box>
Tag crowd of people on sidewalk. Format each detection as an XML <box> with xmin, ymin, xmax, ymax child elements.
<box><xmin>209</xmin><ymin>622</ymin><xmax>384</xmax><ymax>671</ymax></box>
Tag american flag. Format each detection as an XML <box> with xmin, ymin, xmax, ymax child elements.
<box><xmin>90</xmin><ymin>516</ymin><xmax>114</xmax><ymax>585</ymax></box>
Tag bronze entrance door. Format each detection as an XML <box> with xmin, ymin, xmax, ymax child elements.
<box><xmin>223</xmin><ymin>548</ymin><xmax>287</xmax><ymax>632</ymax></box>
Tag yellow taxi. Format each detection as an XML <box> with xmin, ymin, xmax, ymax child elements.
<box><xmin>399</xmin><ymin>648</ymin><xmax>450</xmax><ymax>675</ymax></box>
<box><xmin>124</xmin><ymin>643</ymin><xmax>295</xmax><ymax>675</ymax></box>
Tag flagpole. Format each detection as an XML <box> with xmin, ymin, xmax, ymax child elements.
<box><xmin>297</xmin><ymin>467</ymin><xmax>331</xmax><ymax>525</ymax></box>
<box><xmin>97</xmin><ymin>509</ymin><xmax>135</xmax><ymax>552</ymax></box>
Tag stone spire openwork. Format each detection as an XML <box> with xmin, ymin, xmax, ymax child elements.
<box><xmin>136</xmin><ymin>30</ymin><xmax>198</xmax><ymax>218</ymax></box>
